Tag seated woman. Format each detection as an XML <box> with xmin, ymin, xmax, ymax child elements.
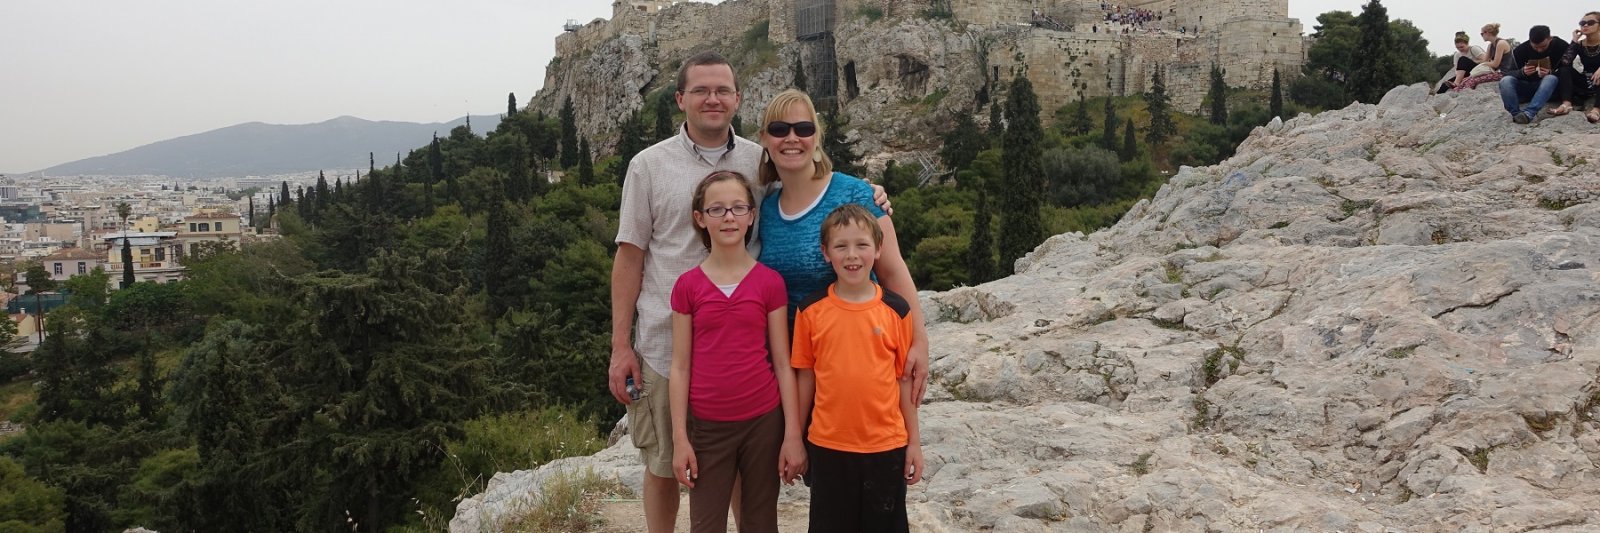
<box><xmin>1437</xmin><ymin>31</ymin><xmax>1486</xmax><ymax>93</ymax></box>
<box><xmin>1558</xmin><ymin>11</ymin><xmax>1600</xmax><ymax>121</ymax></box>
<box><xmin>1454</xmin><ymin>23</ymin><xmax>1516</xmax><ymax>92</ymax></box>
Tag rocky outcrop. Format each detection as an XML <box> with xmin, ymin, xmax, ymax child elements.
<box><xmin>458</xmin><ymin>85</ymin><xmax>1600</xmax><ymax>531</ymax></box>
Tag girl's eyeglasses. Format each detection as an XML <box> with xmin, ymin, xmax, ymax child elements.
<box><xmin>702</xmin><ymin>205</ymin><xmax>752</xmax><ymax>217</ymax></box>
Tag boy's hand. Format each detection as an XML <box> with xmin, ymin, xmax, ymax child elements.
<box><xmin>1523</xmin><ymin>64</ymin><xmax>1537</xmax><ymax>76</ymax></box>
<box><xmin>904</xmin><ymin>445</ymin><xmax>924</xmax><ymax>485</ymax></box>
<box><xmin>673</xmin><ymin>444</ymin><xmax>698</xmax><ymax>488</ymax></box>
<box><xmin>779</xmin><ymin>438</ymin><xmax>808</xmax><ymax>484</ymax></box>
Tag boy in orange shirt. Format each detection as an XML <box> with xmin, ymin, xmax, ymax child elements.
<box><xmin>791</xmin><ymin>204</ymin><xmax>923</xmax><ymax>532</ymax></box>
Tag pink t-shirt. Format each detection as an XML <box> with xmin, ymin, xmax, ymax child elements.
<box><xmin>670</xmin><ymin>263</ymin><xmax>786</xmax><ymax>422</ymax></box>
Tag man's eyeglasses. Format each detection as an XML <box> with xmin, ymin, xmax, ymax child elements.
<box><xmin>1582</xmin><ymin>20</ymin><xmax>1600</xmax><ymax>27</ymax></box>
<box><xmin>684</xmin><ymin>87</ymin><xmax>736</xmax><ymax>99</ymax></box>
<box><xmin>765</xmin><ymin>120</ymin><xmax>817</xmax><ymax>138</ymax></box>
<box><xmin>701</xmin><ymin>204</ymin><xmax>752</xmax><ymax>217</ymax></box>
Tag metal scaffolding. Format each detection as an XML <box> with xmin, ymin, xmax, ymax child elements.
<box><xmin>796</xmin><ymin>0</ymin><xmax>838</xmax><ymax>106</ymax></box>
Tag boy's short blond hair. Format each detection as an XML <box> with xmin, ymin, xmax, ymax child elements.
<box><xmin>820</xmin><ymin>204</ymin><xmax>882</xmax><ymax>247</ymax></box>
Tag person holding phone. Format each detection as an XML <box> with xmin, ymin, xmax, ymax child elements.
<box><xmin>1499</xmin><ymin>25</ymin><xmax>1569</xmax><ymax>124</ymax></box>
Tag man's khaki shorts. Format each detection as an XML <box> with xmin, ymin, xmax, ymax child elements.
<box><xmin>627</xmin><ymin>362</ymin><xmax>675</xmax><ymax>479</ymax></box>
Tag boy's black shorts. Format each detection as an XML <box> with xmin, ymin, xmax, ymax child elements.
<box><xmin>806</xmin><ymin>441</ymin><xmax>908</xmax><ymax>533</ymax></box>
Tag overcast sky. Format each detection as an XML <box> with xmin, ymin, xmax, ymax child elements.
<box><xmin>1</xmin><ymin>0</ymin><xmax>1590</xmax><ymax>174</ymax></box>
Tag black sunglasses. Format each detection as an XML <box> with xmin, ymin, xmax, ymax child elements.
<box><xmin>1583</xmin><ymin>20</ymin><xmax>1600</xmax><ymax>27</ymax></box>
<box><xmin>765</xmin><ymin>120</ymin><xmax>817</xmax><ymax>138</ymax></box>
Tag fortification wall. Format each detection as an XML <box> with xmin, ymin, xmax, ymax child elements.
<box><xmin>650</xmin><ymin>0</ymin><xmax>770</xmax><ymax>62</ymax></box>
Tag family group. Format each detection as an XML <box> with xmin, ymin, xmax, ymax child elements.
<box><xmin>608</xmin><ymin>51</ymin><xmax>930</xmax><ymax>533</ymax></box>
<box><xmin>1437</xmin><ymin>12</ymin><xmax>1600</xmax><ymax>124</ymax></box>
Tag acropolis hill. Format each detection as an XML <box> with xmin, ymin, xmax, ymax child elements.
<box><xmin>534</xmin><ymin>0</ymin><xmax>1307</xmax><ymax>164</ymax></box>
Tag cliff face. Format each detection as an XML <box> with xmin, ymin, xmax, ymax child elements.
<box><xmin>455</xmin><ymin>84</ymin><xmax>1600</xmax><ymax>532</ymax></box>
<box><xmin>532</xmin><ymin>0</ymin><xmax>1304</xmax><ymax>168</ymax></box>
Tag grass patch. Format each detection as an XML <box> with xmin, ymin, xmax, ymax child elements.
<box><xmin>1191</xmin><ymin>396</ymin><xmax>1214</xmax><ymax>430</ymax></box>
<box><xmin>855</xmin><ymin>4</ymin><xmax>883</xmax><ymax>21</ymax></box>
<box><xmin>0</xmin><ymin>379</ymin><xmax>35</xmax><ymax>422</ymax></box>
<box><xmin>1163</xmin><ymin>263</ymin><xmax>1183</xmax><ymax>284</ymax></box>
<box><xmin>1525</xmin><ymin>175</ymin><xmax>1546</xmax><ymax>184</ymax></box>
<box><xmin>1150</xmin><ymin>318</ymin><xmax>1192</xmax><ymax>331</ymax></box>
<box><xmin>1340</xmin><ymin>199</ymin><xmax>1375</xmax><ymax>218</ymax></box>
<box><xmin>1523</xmin><ymin>413</ymin><xmax>1559</xmax><ymax>434</ymax></box>
<box><xmin>498</xmin><ymin>469</ymin><xmax>619</xmax><ymax>532</ymax></box>
<box><xmin>1202</xmin><ymin>349</ymin><xmax>1224</xmax><ymax>387</ymax></box>
<box><xmin>1268</xmin><ymin>221</ymin><xmax>1290</xmax><ymax>229</ymax></box>
<box><xmin>1467</xmin><ymin>447</ymin><xmax>1491</xmax><ymax>473</ymax></box>
<box><xmin>1430</xmin><ymin>229</ymin><xmax>1449</xmax><ymax>245</ymax></box>
<box><xmin>1539</xmin><ymin>198</ymin><xmax>1578</xmax><ymax>211</ymax></box>
<box><xmin>921</xmin><ymin>88</ymin><xmax>949</xmax><ymax>107</ymax></box>
<box><xmin>1382</xmin><ymin>345</ymin><xmax>1417</xmax><ymax>359</ymax></box>
<box><xmin>1131</xmin><ymin>451</ymin><xmax>1154</xmax><ymax>476</ymax></box>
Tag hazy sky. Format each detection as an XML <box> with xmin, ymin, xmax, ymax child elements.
<box><xmin>1</xmin><ymin>0</ymin><xmax>1590</xmax><ymax>173</ymax></box>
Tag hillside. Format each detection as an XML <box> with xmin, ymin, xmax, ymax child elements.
<box><xmin>452</xmin><ymin>84</ymin><xmax>1600</xmax><ymax>531</ymax></box>
<box><xmin>37</xmin><ymin>114</ymin><xmax>500</xmax><ymax>178</ymax></box>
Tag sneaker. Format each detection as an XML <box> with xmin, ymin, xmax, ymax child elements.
<box><xmin>1513</xmin><ymin>113</ymin><xmax>1532</xmax><ymax>124</ymax></box>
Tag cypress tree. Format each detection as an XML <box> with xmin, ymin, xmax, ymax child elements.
<box><xmin>793</xmin><ymin>54</ymin><xmax>808</xmax><ymax>92</ymax></box>
<box><xmin>267</xmin><ymin>197</ymin><xmax>275</xmax><ymax>226</ymax></box>
<box><xmin>967</xmin><ymin>176</ymin><xmax>995</xmax><ymax>284</ymax></box>
<box><xmin>1145</xmin><ymin>67</ymin><xmax>1176</xmax><ymax>146</ymax></box>
<box><xmin>369</xmin><ymin>152</ymin><xmax>376</xmax><ymax>175</ymax></box>
<box><xmin>998</xmin><ymin>74</ymin><xmax>1046</xmax><ymax>274</ymax></box>
<box><xmin>559</xmin><ymin>95</ymin><xmax>579</xmax><ymax>167</ymax></box>
<box><xmin>1070</xmin><ymin>92</ymin><xmax>1094</xmax><ymax>136</ymax></box>
<box><xmin>334</xmin><ymin>177</ymin><xmax>344</xmax><ymax>201</ymax></box>
<box><xmin>1121</xmin><ymin>120</ymin><xmax>1138</xmax><ymax>161</ymax></box>
<box><xmin>655</xmin><ymin>90</ymin><xmax>676</xmax><ymax>141</ymax></box>
<box><xmin>1207</xmin><ymin>64</ymin><xmax>1228</xmax><ymax>124</ymax></box>
<box><xmin>121</xmin><ymin>238</ymin><xmax>134</xmax><ymax>289</ymax></box>
<box><xmin>507</xmin><ymin>92</ymin><xmax>518</xmax><ymax>117</ymax></box>
<box><xmin>821</xmin><ymin>110</ymin><xmax>862</xmax><ymax>176</ymax></box>
<box><xmin>938</xmin><ymin>112</ymin><xmax>983</xmax><ymax>173</ymax></box>
<box><xmin>616</xmin><ymin>112</ymin><xmax>649</xmax><ymax>186</ymax></box>
<box><xmin>314</xmin><ymin>171</ymin><xmax>330</xmax><ymax>217</ymax></box>
<box><xmin>986</xmin><ymin>101</ymin><xmax>1004</xmax><ymax>142</ymax></box>
<box><xmin>296</xmin><ymin>187</ymin><xmax>308</xmax><ymax>220</ymax></box>
<box><xmin>1101</xmin><ymin>96</ymin><xmax>1119</xmax><ymax>151</ymax></box>
<box><xmin>577</xmin><ymin>137</ymin><xmax>594</xmax><ymax>186</ymax></box>
<box><xmin>247</xmin><ymin>196</ymin><xmax>255</xmax><ymax>229</ymax></box>
<box><xmin>1349</xmin><ymin>0</ymin><xmax>1397</xmax><ymax>103</ymax></box>
<box><xmin>484</xmin><ymin>201</ymin><xmax>514</xmax><ymax>321</ymax></box>
<box><xmin>1270</xmin><ymin>69</ymin><xmax>1284</xmax><ymax>118</ymax></box>
<box><xmin>279</xmin><ymin>181</ymin><xmax>291</xmax><ymax>207</ymax></box>
<box><xmin>427</xmin><ymin>134</ymin><xmax>442</xmax><ymax>210</ymax></box>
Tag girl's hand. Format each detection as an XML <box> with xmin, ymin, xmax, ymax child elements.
<box><xmin>1590</xmin><ymin>69</ymin><xmax>1600</xmax><ymax>86</ymax></box>
<box><xmin>779</xmin><ymin>438</ymin><xmax>808</xmax><ymax>484</ymax></box>
<box><xmin>904</xmin><ymin>445</ymin><xmax>925</xmax><ymax>485</ymax></box>
<box><xmin>673</xmin><ymin>445</ymin><xmax>698</xmax><ymax>488</ymax></box>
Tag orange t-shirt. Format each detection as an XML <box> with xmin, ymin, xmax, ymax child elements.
<box><xmin>791</xmin><ymin>283</ymin><xmax>914</xmax><ymax>453</ymax></box>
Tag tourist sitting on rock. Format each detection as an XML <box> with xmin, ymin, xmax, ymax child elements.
<box><xmin>1499</xmin><ymin>25</ymin><xmax>1568</xmax><ymax>124</ymax></box>
<box><xmin>1437</xmin><ymin>32</ymin><xmax>1486</xmax><ymax>94</ymax></box>
<box><xmin>1558</xmin><ymin>11</ymin><xmax>1600</xmax><ymax>122</ymax></box>
<box><xmin>1453</xmin><ymin>23</ymin><xmax>1515</xmax><ymax>92</ymax></box>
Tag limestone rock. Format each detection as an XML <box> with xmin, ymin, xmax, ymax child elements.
<box><xmin>459</xmin><ymin>85</ymin><xmax>1600</xmax><ymax>531</ymax></box>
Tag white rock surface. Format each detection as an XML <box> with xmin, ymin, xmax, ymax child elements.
<box><xmin>457</xmin><ymin>85</ymin><xmax>1600</xmax><ymax>531</ymax></box>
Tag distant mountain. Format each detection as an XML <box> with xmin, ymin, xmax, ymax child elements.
<box><xmin>38</xmin><ymin>115</ymin><xmax>502</xmax><ymax>178</ymax></box>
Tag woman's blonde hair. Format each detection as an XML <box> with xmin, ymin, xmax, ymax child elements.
<box><xmin>757</xmin><ymin>88</ymin><xmax>833</xmax><ymax>186</ymax></box>
<box><xmin>1482</xmin><ymin>23</ymin><xmax>1500</xmax><ymax>36</ymax></box>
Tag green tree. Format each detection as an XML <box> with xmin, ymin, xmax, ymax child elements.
<box><xmin>560</xmin><ymin>95</ymin><xmax>579</xmax><ymax>167</ymax></box>
<box><xmin>30</xmin><ymin>313</ymin><xmax>126</xmax><ymax>425</ymax></box>
<box><xmin>615</xmin><ymin>111</ymin><xmax>649</xmax><ymax>186</ymax></box>
<box><xmin>0</xmin><ymin>457</ymin><xmax>66</xmax><ymax>533</ymax></box>
<box><xmin>1208</xmin><ymin>64</ymin><xmax>1229</xmax><ymax>124</ymax></box>
<box><xmin>314</xmin><ymin>171</ymin><xmax>330</xmax><ymax>219</ymax></box>
<box><xmin>279</xmin><ymin>180</ymin><xmax>291</xmax><ymax>207</ymax></box>
<box><xmin>61</xmin><ymin>267</ymin><xmax>110</xmax><ymax>310</ymax></box>
<box><xmin>507</xmin><ymin>92</ymin><xmax>518</xmax><ymax>117</ymax></box>
<box><xmin>1043</xmin><ymin>145</ymin><xmax>1122</xmax><ymax>206</ymax></box>
<box><xmin>577</xmin><ymin>137</ymin><xmax>595</xmax><ymax>186</ymax></box>
<box><xmin>986</xmin><ymin>100</ymin><xmax>1004</xmax><ymax>141</ymax></box>
<box><xmin>483</xmin><ymin>200</ymin><xmax>516</xmax><ymax>321</ymax></box>
<box><xmin>966</xmin><ymin>173</ymin><xmax>995</xmax><ymax>284</ymax></box>
<box><xmin>1271</xmin><ymin>69</ymin><xmax>1285</xmax><ymax>118</ymax></box>
<box><xmin>23</xmin><ymin>265</ymin><xmax>55</xmax><ymax>342</ymax></box>
<box><xmin>1069</xmin><ymin>92</ymin><xmax>1094</xmax><ymax>136</ymax></box>
<box><xmin>1100</xmin><ymin>95</ymin><xmax>1119</xmax><ymax>151</ymax></box>
<box><xmin>822</xmin><ymin>109</ymin><xmax>862</xmax><ymax>176</ymax></box>
<box><xmin>1145</xmin><ymin>68</ymin><xmax>1176</xmax><ymax>146</ymax></box>
<box><xmin>1120</xmin><ymin>120</ymin><xmax>1138</xmax><ymax>161</ymax></box>
<box><xmin>793</xmin><ymin>54</ymin><xmax>808</xmax><ymax>91</ymax></box>
<box><xmin>1349</xmin><ymin>0</ymin><xmax>1398</xmax><ymax>103</ymax></box>
<box><xmin>997</xmin><ymin>74</ymin><xmax>1046</xmax><ymax>274</ymax></box>
<box><xmin>428</xmin><ymin>133</ymin><xmax>443</xmax><ymax>210</ymax></box>
<box><xmin>939</xmin><ymin>112</ymin><xmax>983</xmax><ymax>175</ymax></box>
<box><xmin>120</xmin><ymin>238</ymin><xmax>134</xmax><ymax>289</ymax></box>
<box><xmin>654</xmin><ymin>90</ymin><xmax>676</xmax><ymax>141</ymax></box>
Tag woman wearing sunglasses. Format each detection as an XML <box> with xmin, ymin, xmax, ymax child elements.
<box><xmin>754</xmin><ymin>87</ymin><xmax>930</xmax><ymax>391</ymax></box>
<box><xmin>1561</xmin><ymin>12</ymin><xmax>1600</xmax><ymax>122</ymax></box>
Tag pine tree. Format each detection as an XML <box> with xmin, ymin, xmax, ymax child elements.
<box><xmin>1101</xmin><ymin>95</ymin><xmax>1119</xmax><ymax>151</ymax></box>
<box><xmin>967</xmin><ymin>175</ymin><xmax>995</xmax><ymax>283</ymax></box>
<box><xmin>998</xmin><ymin>74</ymin><xmax>1046</xmax><ymax>274</ymax></box>
<box><xmin>483</xmin><ymin>201</ymin><xmax>515</xmax><ymax>321</ymax></box>
<box><xmin>615</xmin><ymin>112</ymin><xmax>649</xmax><ymax>186</ymax></box>
<box><xmin>577</xmin><ymin>137</ymin><xmax>594</xmax><ymax>186</ymax></box>
<box><xmin>1207</xmin><ymin>64</ymin><xmax>1229</xmax><ymax>124</ymax></box>
<box><xmin>1270</xmin><ymin>69</ymin><xmax>1284</xmax><ymax>118</ymax></box>
<box><xmin>1144</xmin><ymin>68</ymin><xmax>1177</xmax><ymax>146</ymax></box>
<box><xmin>1070</xmin><ymin>92</ymin><xmax>1094</xmax><ymax>136</ymax></box>
<box><xmin>793</xmin><ymin>54</ymin><xmax>808</xmax><ymax>92</ymax></box>
<box><xmin>654</xmin><ymin>90</ymin><xmax>676</xmax><ymax>141</ymax></box>
<box><xmin>1121</xmin><ymin>120</ymin><xmax>1138</xmax><ymax>161</ymax></box>
<box><xmin>559</xmin><ymin>95</ymin><xmax>579</xmax><ymax>167</ymax></box>
<box><xmin>821</xmin><ymin>110</ymin><xmax>862</xmax><ymax>176</ymax></box>
<box><xmin>507</xmin><ymin>92</ymin><xmax>518</xmax><ymax>117</ymax></box>
<box><xmin>1349</xmin><ymin>0</ymin><xmax>1396</xmax><ymax>103</ymax></box>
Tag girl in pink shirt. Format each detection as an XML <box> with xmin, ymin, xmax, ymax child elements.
<box><xmin>669</xmin><ymin>171</ymin><xmax>806</xmax><ymax>533</ymax></box>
